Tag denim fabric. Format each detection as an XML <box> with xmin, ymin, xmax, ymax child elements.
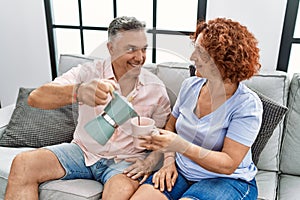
<box><xmin>143</xmin><ymin>170</ymin><xmax>257</xmax><ymax>200</ymax></box>
<box><xmin>46</xmin><ymin>143</ymin><xmax>132</xmax><ymax>184</ymax></box>
<box><xmin>143</xmin><ymin>172</ymin><xmax>190</xmax><ymax>200</ymax></box>
<box><xmin>182</xmin><ymin>177</ymin><xmax>257</xmax><ymax>200</ymax></box>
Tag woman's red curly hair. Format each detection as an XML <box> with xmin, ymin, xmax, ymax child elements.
<box><xmin>191</xmin><ymin>18</ymin><xmax>261</xmax><ymax>83</ymax></box>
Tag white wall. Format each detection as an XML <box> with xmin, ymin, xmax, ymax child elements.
<box><xmin>0</xmin><ymin>0</ymin><xmax>288</xmax><ymax>107</ymax></box>
<box><xmin>148</xmin><ymin>0</ymin><xmax>287</xmax><ymax>71</ymax></box>
<box><xmin>0</xmin><ymin>0</ymin><xmax>51</xmax><ymax>107</ymax></box>
<box><xmin>207</xmin><ymin>0</ymin><xmax>287</xmax><ymax>72</ymax></box>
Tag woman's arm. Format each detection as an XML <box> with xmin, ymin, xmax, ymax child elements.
<box><xmin>152</xmin><ymin>115</ymin><xmax>178</xmax><ymax>191</ymax></box>
<box><xmin>143</xmin><ymin>128</ymin><xmax>250</xmax><ymax>175</ymax></box>
<box><xmin>182</xmin><ymin>137</ymin><xmax>250</xmax><ymax>175</ymax></box>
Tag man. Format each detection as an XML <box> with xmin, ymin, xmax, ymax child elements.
<box><xmin>5</xmin><ymin>16</ymin><xmax>171</xmax><ymax>200</ymax></box>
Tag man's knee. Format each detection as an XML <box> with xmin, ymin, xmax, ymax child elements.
<box><xmin>11</xmin><ymin>151</ymin><xmax>37</xmax><ymax>172</ymax></box>
<box><xmin>8</xmin><ymin>150</ymin><xmax>39</xmax><ymax>184</ymax></box>
<box><xmin>9</xmin><ymin>148</ymin><xmax>64</xmax><ymax>184</ymax></box>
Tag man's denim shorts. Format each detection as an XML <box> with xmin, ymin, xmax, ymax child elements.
<box><xmin>143</xmin><ymin>170</ymin><xmax>258</xmax><ymax>200</ymax></box>
<box><xmin>45</xmin><ymin>143</ymin><xmax>133</xmax><ymax>184</ymax></box>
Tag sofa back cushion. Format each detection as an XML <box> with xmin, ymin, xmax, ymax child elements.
<box><xmin>280</xmin><ymin>73</ymin><xmax>300</xmax><ymax>175</ymax></box>
<box><xmin>243</xmin><ymin>72</ymin><xmax>289</xmax><ymax>172</ymax></box>
<box><xmin>156</xmin><ymin>62</ymin><xmax>191</xmax><ymax>107</ymax></box>
<box><xmin>58</xmin><ymin>54</ymin><xmax>99</xmax><ymax>76</ymax></box>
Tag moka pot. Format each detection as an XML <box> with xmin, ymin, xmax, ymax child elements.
<box><xmin>84</xmin><ymin>91</ymin><xmax>138</xmax><ymax>145</ymax></box>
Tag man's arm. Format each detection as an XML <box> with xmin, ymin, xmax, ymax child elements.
<box><xmin>28</xmin><ymin>83</ymin><xmax>75</xmax><ymax>110</ymax></box>
<box><xmin>28</xmin><ymin>79</ymin><xmax>117</xmax><ymax>110</ymax></box>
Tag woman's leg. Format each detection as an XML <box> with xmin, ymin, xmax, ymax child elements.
<box><xmin>182</xmin><ymin>177</ymin><xmax>258</xmax><ymax>200</ymax></box>
<box><xmin>131</xmin><ymin>172</ymin><xmax>190</xmax><ymax>200</ymax></box>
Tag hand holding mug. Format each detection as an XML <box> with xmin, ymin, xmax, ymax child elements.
<box><xmin>131</xmin><ymin>117</ymin><xmax>159</xmax><ymax>150</ymax></box>
<box><xmin>140</xmin><ymin>129</ymin><xmax>191</xmax><ymax>154</ymax></box>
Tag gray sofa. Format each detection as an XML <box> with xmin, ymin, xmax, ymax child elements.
<box><xmin>0</xmin><ymin>54</ymin><xmax>299</xmax><ymax>200</ymax></box>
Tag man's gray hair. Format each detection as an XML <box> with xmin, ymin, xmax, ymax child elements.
<box><xmin>108</xmin><ymin>16</ymin><xmax>146</xmax><ymax>40</ymax></box>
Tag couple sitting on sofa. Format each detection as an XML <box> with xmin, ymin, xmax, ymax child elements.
<box><xmin>5</xmin><ymin>16</ymin><xmax>262</xmax><ymax>200</ymax></box>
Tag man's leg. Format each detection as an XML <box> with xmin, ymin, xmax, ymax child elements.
<box><xmin>102</xmin><ymin>174</ymin><xmax>140</xmax><ymax>200</ymax></box>
<box><xmin>93</xmin><ymin>159</ymin><xmax>140</xmax><ymax>200</ymax></box>
<box><xmin>5</xmin><ymin>148</ymin><xmax>65</xmax><ymax>200</ymax></box>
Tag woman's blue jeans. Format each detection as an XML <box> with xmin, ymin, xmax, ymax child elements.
<box><xmin>143</xmin><ymin>171</ymin><xmax>258</xmax><ymax>200</ymax></box>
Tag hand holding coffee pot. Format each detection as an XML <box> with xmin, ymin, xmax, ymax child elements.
<box><xmin>76</xmin><ymin>79</ymin><xmax>117</xmax><ymax>107</ymax></box>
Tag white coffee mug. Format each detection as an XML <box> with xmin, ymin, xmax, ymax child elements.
<box><xmin>131</xmin><ymin>116</ymin><xmax>159</xmax><ymax>150</ymax></box>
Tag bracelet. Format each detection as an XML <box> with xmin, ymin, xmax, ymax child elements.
<box><xmin>73</xmin><ymin>83</ymin><xmax>83</xmax><ymax>104</ymax></box>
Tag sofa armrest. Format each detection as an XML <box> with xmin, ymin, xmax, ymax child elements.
<box><xmin>0</xmin><ymin>104</ymin><xmax>15</xmax><ymax>137</ymax></box>
<box><xmin>0</xmin><ymin>104</ymin><xmax>15</xmax><ymax>127</ymax></box>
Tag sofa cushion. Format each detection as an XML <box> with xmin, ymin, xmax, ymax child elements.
<box><xmin>58</xmin><ymin>54</ymin><xmax>99</xmax><ymax>76</ymax></box>
<box><xmin>280</xmin><ymin>73</ymin><xmax>300</xmax><ymax>175</ymax></box>
<box><xmin>0</xmin><ymin>104</ymin><xmax>15</xmax><ymax>139</ymax></box>
<box><xmin>0</xmin><ymin>146</ymin><xmax>35</xmax><ymax>198</ymax></box>
<box><xmin>278</xmin><ymin>174</ymin><xmax>300</xmax><ymax>200</ymax></box>
<box><xmin>244</xmin><ymin>72</ymin><xmax>289</xmax><ymax>171</ymax></box>
<box><xmin>0</xmin><ymin>146</ymin><xmax>103</xmax><ymax>200</ymax></box>
<box><xmin>156</xmin><ymin>62</ymin><xmax>191</xmax><ymax>108</ymax></box>
<box><xmin>0</xmin><ymin>88</ymin><xmax>78</xmax><ymax>147</ymax></box>
<box><xmin>256</xmin><ymin>170</ymin><xmax>278</xmax><ymax>200</ymax></box>
<box><xmin>251</xmin><ymin>91</ymin><xmax>288</xmax><ymax>165</ymax></box>
<box><xmin>39</xmin><ymin>179</ymin><xmax>103</xmax><ymax>200</ymax></box>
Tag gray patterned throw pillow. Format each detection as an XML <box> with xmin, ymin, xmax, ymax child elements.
<box><xmin>0</xmin><ymin>88</ymin><xmax>78</xmax><ymax>147</ymax></box>
<box><xmin>251</xmin><ymin>90</ymin><xmax>288</xmax><ymax>165</ymax></box>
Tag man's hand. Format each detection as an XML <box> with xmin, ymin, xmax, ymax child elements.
<box><xmin>77</xmin><ymin>79</ymin><xmax>116</xmax><ymax>106</ymax></box>
<box><xmin>123</xmin><ymin>157</ymin><xmax>153</xmax><ymax>184</ymax></box>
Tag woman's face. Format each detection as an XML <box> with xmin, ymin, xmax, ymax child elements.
<box><xmin>190</xmin><ymin>34</ymin><xmax>220</xmax><ymax>79</ymax></box>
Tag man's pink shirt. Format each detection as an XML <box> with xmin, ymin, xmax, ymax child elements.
<box><xmin>53</xmin><ymin>58</ymin><xmax>171</xmax><ymax>166</ymax></box>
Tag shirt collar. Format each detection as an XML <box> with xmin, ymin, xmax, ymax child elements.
<box><xmin>104</xmin><ymin>57</ymin><xmax>117</xmax><ymax>81</ymax></box>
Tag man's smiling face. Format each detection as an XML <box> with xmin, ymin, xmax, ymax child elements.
<box><xmin>108</xmin><ymin>30</ymin><xmax>148</xmax><ymax>80</ymax></box>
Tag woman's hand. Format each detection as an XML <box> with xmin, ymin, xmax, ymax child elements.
<box><xmin>141</xmin><ymin>129</ymin><xmax>191</xmax><ymax>154</ymax></box>
<box><xmin>152</xmin><ymin>159</ymin><xmax>178</xmax><ymax>192</ymax></box>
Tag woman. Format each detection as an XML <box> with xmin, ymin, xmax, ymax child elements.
<box><xmin>130</xmin><ymin>18</ymin><xmax>263</xmax><ymax>200</ymax></box>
